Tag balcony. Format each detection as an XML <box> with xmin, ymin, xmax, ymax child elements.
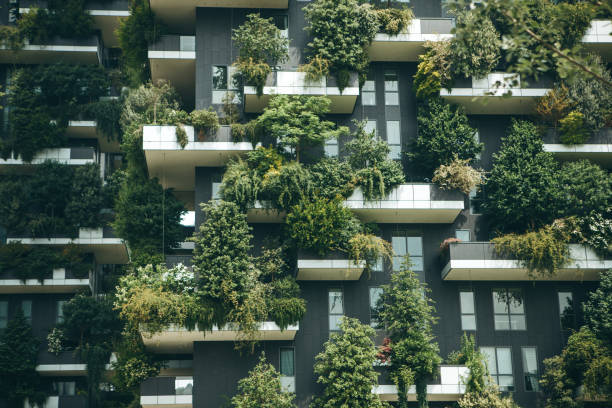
<box><xmin>149</xmin><ymin>0</ymin><xmax>288</xmax><ymax>32</ymax></box>
<box><xmin>0</xmin><ymin>147</ymin><xmax>97</xmax><ymax>173</ymax></box>
<box><xmin>440</xmin><ymin>73</ymin><xmax>550</xmax><ymax>114</ymax></box>
<box><xmin>143</xmin><ymin>125</ymin><xmax>254</xmax><ymax>191</ymax></box>
<box><xmin>582</xmin><ymin>20</ymin><xmax>612</xmax><ymax>60</ymax></box>
<box><xmin>0</xmin><ymin>268</ymin><xmax>90</xmax><ymax>294</ymax></box>
<box><xmin>345</xmin><ymin>184</ymin><xmax>464</xmax><ymax>223</ymax></box>
<box><xmin>24</xmin><ymin>396</ymin><xmax>88</xmax><ymax>408</ymax></box>
<box><xmin>373</xmin><ymin>366</ymin><xmax>468</xmax><ymax>401</ymax></box>
<box><xmin>7</xmin><ymin>227</ymin><xmax>128</xmax><ymax>264</ymax></box>
<box><xmin>65</xmin><ymin>120</ymin><xmax>121</xmax><ymax>153</ymax></box>
<box><xmin>141</xmin><ymin>322</ymin><xmax>299</xmax><ymax>353</ymax></box>
<box><xmin>297</xmin><ymin>251</ymin><xmax>366</xmax><ymax>280</ymax></box>
<box><xmin>141</xmin><ymin>376</ymin><xmax>193</xmax><ymax>408</ymax></box>
<box><xmin>0</xmin><ymin>35</ymin><xmax>100</xmax><ymax>65</ymax></box>
<box><xmin>243</xmin><ymin>71</ymin><xmax>360</xmax><ymax>114</ymax></box>
<box><xmin>543</xmin><ymin>127</ymin><xmax>612</xmax><ymax>168</ymax></box>
<box><xmin>442</xmin><ymin>242</ymin><xmax>611</xmax><ymax>281</ymax></box>
<box><xmin>149</xmin><ymin>36</ymin><xmax>196</xmax><ymax>108</ymax></box>
<box><xmin>369</xmin><ymin>18</ymin><xmax>454</xmax><ymax>61</ymax></box>
<box><xmin>19</xmin><ymin>0</ymin><xmax>130</xmax><ymax>47</ymax></box>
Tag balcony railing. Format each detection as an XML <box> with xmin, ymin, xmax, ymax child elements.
<box><xmin>141</xmin><ymin>376</ymin><xmax>193</xmax><ymax>408</ymax></box>
<box><xmin>0</xmin><ymin>147</ymin><xmax>96</xmax><ymax>171</ymax></box>
<box><xmin>0</xmin><ymin>267</ymin><xmax>90</xmax><ymax>294</ymax></box>
<box><xmin>373</xmin><ymin>366</ymin><xmax>468</xmax><ymax>401</ymax></box>
<box><xmin>297</xmin><ymin>250</ymin><xmax>366</xmax><ymax>281</ymax></box>
<box><xmin>0</xmin><ymin>35</ymin><xmax>101</xmax><ymax>65</ymax></box>
<box><xmin>369</xmin><ymin>18</ymin><xmax>454</xmax><ymax>61</ymax></box>
<box><xmin>440</xmin><ymin>73</ymin><xmax>551</xmax><ymax>114</ymax></box>
<box><xmin>243</xmin><ymin>71</ymin><xmax>360</xmax><ymax>114</ymax></box>
<box><xmin>582</xmin><ymin>20</ymin><xmax>612</xmax><ymax>59</ymax></box>
<box><xmin>542</xmin><ymin>127</ymin><xmax>612</xmax><ymax>167</ymax></box>
<box><xmin>442</xmin><ymin>242</ymin><xmax>611</xmax><ymax>281</ymax></box>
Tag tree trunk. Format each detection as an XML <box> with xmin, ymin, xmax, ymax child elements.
<box><xmin>416</xmin><ymin>378</ymin><xmax>428</xmax><ymax>408</ymax></box>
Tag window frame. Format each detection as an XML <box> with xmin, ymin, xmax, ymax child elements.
<box><xmin>386</xmin><ymin>120</ymin><xmax>401</xmax><ymax>160</ymax></box>
<box><xmin>384</xmin><ymin>70</ymin><xmax>399</xmax><ymax>106</ymax></box>
<box><xmin>392</xmin><ymin>235</ymin><xmax>423</xmax><ymax>272</ymax></box>
<box><xmin>369</xmin><ymin>287</ymin><xmax>383</xmax><ymax>329</ymax></box>
<box><xmin>328</xmin><ymin>288</ymin><xmax>344</xmax><ymax>333</ymax></box>
<box><xmin>492</xmin><ymin>288</ymin><xmax>526</xmax><ymax>331</ymax></box>
<box><xmin>481</xmin><ymin>346</ymin><xmax>515</xmax><ymax>392</ymax></box>
<box><xmin>361</xmin><ymin>75</ymin><xmax>376</xmax><ymax>106</ymax></box>
<box><xmin>459</xmin><ymin>290</ymin><xmax>476</xmax><ymax>331</ymax></box>
<box><xmin>521</xmin><ymin>346</ymin><xmax>539</xmax><ymax>392</ymax></box>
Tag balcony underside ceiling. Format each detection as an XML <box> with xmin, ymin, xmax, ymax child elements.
<box><xmin>244</xmin><ymin>92</ymin><xmax>358</xmax><ymax>114</ymax></box>
<box><xmin>442</xmin><ymin>264</ymin><xmax>605</xmax><ymax>281</ymax></box>
<box><xmin>350</xmin><ymin>208</ymin><xmax>463</xmax><ymax>224</ymax></box>
<box><xmin>440</xmin><ymin>95</ymin><xmax>544</xmax><ymax>115</ymax></box>
<box><xmin>543</xmin><ymin>145</ymin><xmax>612</xmax><ymax>168</ymax></box>
<box><xmin>149</xmin><ymin>57</ymin><xmax>196</xmax><ymax>110</ymax></box>
<box><xmin>0</xmin><ymin>47</ymin><xmax>99</xmax><ymax>65</ymax></box>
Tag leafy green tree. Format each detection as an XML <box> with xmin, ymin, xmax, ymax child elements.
<box><xmin>65</xmin><ymin>163</ymin><xmax>105</xmax><ymax>228</ymax></box>
<box><xmin>117</xmin><ymin>0</ymin><xmax>164</xmax><ymax>85</ymax></box>
<box><xmin>409</xmin><ymin>98</ymin><xmax>481</xmax><ymax>177</ymax></box>
<box><xmin>480</xmin><ymin>119</ymin><xmax>561</xmax><ymax>234</ymax></box>
<box><xmin>312</xmin><ymin>317</ymin><xmax>388</xmax><ymax>408</ymax></box>
<box><xmin>304</xmin><ymin>0</ymin><xmax>378</xmax><ymax>90</ymax></box>
<box><xmin>0</xmin><ymin>310</ymin><xmax>48</xmax><ymax>408</ymax></box>
<box><xmin>583</xmin><ymin>269</ymin><xmax>612</xmax><ymax>349</ymax></box>
<box><xmin>376</xmin><ymin>259</ymin><xmax>441</xmax><ymax>408</ymax></box>
<box><xmin>231</xmin><ymin>353</ymin><xmax>295</xmax><ymax>408</ymax></box>
<box><xmin>450</xmin><ymin>11</ymin><xmax>501</xmax><ymax>79</ymax></box>
<box><xmin>558</xmin><ymin>160</ymin><xmax>612</xmax><ymax>220</ymax></box>
<box><xmin>233</xmin><ymin>14</ymin><xmax>289</xmax><ymax>66</ymax></box>
<box><xmin>539</xmin><ymin>355</ymin><xmax>579</xmax><ymax>408</ymax></box>
<box><xmin>256</xmin><ymin>95</ymin><xmax>343</xmax><ymax>162</ymax></box>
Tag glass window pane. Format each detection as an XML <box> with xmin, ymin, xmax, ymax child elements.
<box><xmin>212</xmin><ymin>66</ymin><xmax>228</xmax><ymax>90</ymax></box>
<box><xmin>496</xmin><ymin>348</ymin><xmax>513</xmax><ymax>375</ymax></box>
<box><xmin>411</xmin><ymin>256</ymin><xmax>423</xmax><ymax>272</ymax></box>
<box><xmin>212</xmin><ymin>182</ymin><xmax>222</xmax><ymax>200</ymax></box>
<box><xmin>370</xmin><ymin>287</ymin><xmax>382</xmax><ymax>311</ymax></box>
<box><xmin>363</xmin><ymin>80</ymin><xmax>375</xmax><ymax>92</ymax></box>
<box><xmin>56</xmin><ymin>300</ymin><xmax>66</xmax><ymax>323</ymax></box>
<box><xmin>558</xmin><ymin>292</ymin><xmax>573</xmax><ymax>315</ymax></box>
<box><xmin>494</xmin><ymin>315</ymin><xmax>510</xmax><ymax>330</ymax></box>
<box><xmin>329</xmin><ymin>291</ymin><xmax>343</xmax><ymax>314</ymax></box>
<box><xmin>522</xmin><ymin>348</ymin><xmax>537</xmax><ymax>374</ymax></box>
<box><xmin>389</xmin><ymin>145</ymin><xmax>402</xmax><ymax>160</ymax></box>
<box><xmin>461</xmin><ymin>315</ymin><xmax>476</xmax><ymax>331</ymax></box>
<box><xmin>386</xmin><ymin>121</ymin><xmax>401</xmax><ymax>144</ymax></box>
<box><xmin>384</xmin><ymin>71</ymin><xmax>398</xmax><ymax>90</ymax></box>
<box><xmin>385</xmin><ymin>92</ymin><xmax>399</xmax><ymax>105</ymax></box>
<box><xmin>492</xmin><ymin>291</ymin><xmax>508</xmax><ymax>314</ymax></box>
<box><xmin>324</xmin><ymin>144</ymin><xmax>338</xmax><ymax>157</ymax></box>
<box><xmin>329</xmin><ymin>315</ymin><xmax>342</xmax><ymax>331</ymax></box>
<box><xmin>175</xmin><ymin>377</ymin><xmax>193</xmax><ymax>395</ymax></box>
<box><xmin>0</xmin><ymin>301</ymin><xmax>7</xmax><ymax>329</ymax></box>
<box><xmin>392</xmin><ymin>237</ymin><xmax>406</xmax><ymax>255</ymax></box>
<box><xmin>508</xmin><ymin>291</ymin><xmax>524</xmax><ymax>313</ymax></box>
<box><xmin>407</xmin><ymin>237</ymin><xmax>423</xmax><ymax>256</ymax></box>
<box><xmin>455</xmin><ymin>230</ymin><xmax>470</xmax><ymax>241</ymax></box>
<box><xmin>498</xmin><ymin>375</ymin><xmax>514</xmax><ymax>391</ymax></box>
<box><xmin>273</xmin><ymin>15</ymin><xmax>288</xmax><ymax>30</ymax></box>
<box><xmin>392</xmin><ymin>256</ymin><xmax>402</xmax><ymax>271</ymax></box>
<box><xmin>364</xmin><ymin>120</ymin><xmax>377</xmax><ymax>136</ymax></box>
<box><xmin>511</xmin><ymin>315</ymin><xmax>526</xmax><ymax>330</ymax></box>
<box><xmin>362</xmin><ymin>92</ymin><xmax>376</xmax><ymax>106</ymax></box>
<box><xmin>460</xmin><ymin>292</ymin><xmax>475</xmax><ymax>314</ymax></box>
<box><xmin>480</xmin><ymin>348</ymin><xmax>497</xmax><ymax>374</ymax></box>
<box><xmin>280</xmin><ymin>348</ymin><xmax>294</xmax><ymax>376</ymax></box>
<box><xmin>525</xmin><ymin>375</ymin><xmax>539</xmax><ymax>392</ymax></box>
<box><xmin>21</xmin><ymin>300</ymin><xmax>32</xmax><ymax>321</ymax></box>
<box><xmin>65</xmin><ymin>382</ymin><xmax>75</xmax><ymax>396</ymax></box>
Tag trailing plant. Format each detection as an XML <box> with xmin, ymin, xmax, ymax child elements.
<box><xmin>492</xmin><ymin>224</ymin><xmax>571</xmax><ymax>279</ymax></box>
<box><xmin>298</xmin><ymin>55</ymin><xmax>330</xmax><ymax>83</ymax></box>
<box><xmin>446</xmin><ymin>334</ymin><xmax>486</xmax><ymax>394</ymax></box>
<box><xmin>175</xmin><ymin>124</ymin><xmax>188</xmax><ymax>149</ymax></box>
<box><xmin>85</xmin><ymin>99</ymin><xmax>123</xmax><ymax>142</ymax></box>
<box><xmin>432</xmin><ymin>156</ymin><xmax>484</xmax><ymax>194</ymax></box>
<box><xmin>413</xmin><ymin>40</ymin><xmax>452</xmax><ymax>99</ymax></box>
<box><xmin>233</xmin><ymin>57</ymin><xmax>271</xmax><ymax>97</ymax></box>
<box><xmin>0</xmin><ymin>310</ymin><xmax>48</xmax><ymax>408</ymax></box>
<box><xmin>312</xmin><ymin>317</ymin><xmax>388</xmax><ymax>408</ymax></box>
<box><xmin>230</xmin><ymin>121</ymin><xmax>260</xmax><ymax>145</ymax></box>
<box><xmin>117</xmin><ymin>0</ymin><xmax>164</xmax><ymax>85</ymax></box>
<box><xmin>559</xmin><ymin>111</ymin><xmax>589</xmax><ymax>145</ymax></box>
<box><xmin>260</xmin><ymin>161</ymin><xmax>313</xmax><ymax>211</ymax></box>
<box><xmin>304</xmin><ymin>0</ymin><xmax>379</xmax><ymax>90</ymax></box>
<box><xmin>375</xmin><ymin>7</ymin><xmax>414</xmax><ymax>35</ymax></box>
<box><xmin>410</xmin><ymin>98</ymin><xmax>481</xmax><ymax>177</ymax></box>
<box><xmin>231</xmin><ymin>353</ymin><xmax>295</xmax><ymax>408</ymax></box>
<box><xmin>376</xmin><ymin>258</ymin><xmax>441</xmax><ymax>408</ymax></box>
<box><xmin>220</xmin><ymin>159</ymin><xmax>262</xmax><ymax>211</ymax></box>
<box><xmin>190</xmin><ymin>108</ymin><xmax>220</xmax><ymax>138</ymax></box>
<box><xmin>450</xmin><ymin>11</ymin><xmax>501</xmax><ymax>79</ymax></box>
<box><xmin>0</xmin><ymin>25</ymin><xmax>24</xmax><ymax>50</ymax></box>
<box><xmin>348</xmin><ymin>233</ymin><xmax>393</xmax><ymax>274</ymax></box>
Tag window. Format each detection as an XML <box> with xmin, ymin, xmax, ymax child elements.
<box><xmin>21</xmin><ymin>300</ymin><xmax>32</xmax><ymax>324</ymax></box>
<box><xmin>364</xmin><ymin>119</ymin><xmax>377</xmax><ymax>137</ymax></box>
<box><xmin>273</xmin><ymin>15</ymin><xmax>289</xmax><ymax>38</ymax></box>
<box><xmin>481</xmin><ymin>347</ymin><xmax>514</xmax><ymax>391</ymax></box>
<box><xmin>469</xmin><ymin>188</ymin><xmax>482</xmax><ymax>215</ymax></box>
<box><xmin>455</xmin><ymin>229</ymin><xmax>470</xmax><ymax>242</ymax></box>
<box><xmin>521</xmin><ymin>347</ymin><xmax>539</xmax><ymax>392</ymax></box>
<box><xmin>212</xmin><ymin>182</ymin><xmax>222</xmax><ymax>200</ymax></box>
<box><xmin>362</xmin><ymin>77</ymin><xmax>376</xmax><ymax>106</ymax></box>
<box><xmin>369</xmin><ymin>287</ymin><xmax>383</xmax><ymax>328</ymax></box>
<box><xmin>493</xmin><ymin>289</ymin><xmax>526</xmax><ymax>330</ymax></box>
<box><xmin>175</xmin><ymin>377</ymin><xmax>193</xmax><ymax>395</ymax></box>
<box><xmin>56</xmin><ymin>300</ymin><xmax>66</xmax><ymax>323</ymax></box>
<box><xmin>212</xmin><ymin>65</ymin><xmax>227</xmax><ymax>91</ymax></box>
<box><xmin>53</xmin><ymin>381</ymin><xmax>76</xmax><ymax>396</ymax></box>
<box><xmin>0</xmin><ymin>301</ymin><xmax>7</xmax><ymax>329</ymax></box>
<box><xmin>459</xmin><ymin>290</ymin><xmax>476</xmax><ymax>331</ymax></box>
<box><xmin>558</xmin><ymin>291</ymin><xmax>575</xmax><ymax>334</ymax></box>
<box><xmin>474</xmin><ymin>130</ymin><xmax>481</xmax><ymax>160</ymax></box>
<box><xmin>280</xmin><ymin>347</ymin><xmax>295</xmax><ymax>392</ymax></box>
<box><xmin>392</xmin><ymin>236</ymin><xmax>423</xmax><ymax>272</ymax></box>
<box><xmin>324</xmin><ymin>138</ymin><xmax>338</xmax><ymax>157</ymax></box>
<box><xmin>212</xmin><ymin>65</ymin><xmax>239</xmax><ymax>104</ymax></box>
<box><xmin>384</xmin><ymin>70</ymin><xmax>399</xmax><ymax>105</ymax></box>
<box><xmin>386</xmin><ymin>121</ymin><xmax>401</xmax><ymax>160</ymax></box>
<box><xmin>328</xmin><ymin>289</ymin><xmax>344</xmax><ymax>332</ymax></box>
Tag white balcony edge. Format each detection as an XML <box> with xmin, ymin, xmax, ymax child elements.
<box><xmin>148</xmin><ymin>50</ymin><xmax>196</xmax><ymax>60</ymax></box>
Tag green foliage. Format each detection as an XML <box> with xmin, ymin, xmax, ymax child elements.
<box><xmin>375</xmin><ymin>7</ymin><xmax>414</xmax><ymax>35</ymax></box>
<box><xmin>410</xmin><ymin>98</ymin><xmax>481</xmax><ymax>176</ymax></box>
<box><xmin>492</xmin><ymin>224</ymin><xmax>571</xmax><ymax>279</ymax></box>
<box><xmin>481</xmin><ymin>120</ymin><xmax>561</xmax><ymax>233</ymax></box>
<box><xmin>3</xmin><ymin>64</ymin><xmax>109</xmax><ymax>162</ymax></box>
<box><xmin>539</xmin><ymin>355</ymin><xmax>579</xmax><ymax>408</ymax></box>
<box><xmin>450</xmin><ymin>11</ymin><xmax>501</xmax><ymax>79</ymax></box>
<box><xmin>377</xmin><ymin>258</ymin><xmax>441</xmax><ymax>408</ymax></box>
<box><xmin>458</xmin><ymin>388</ymin><xmax>520</xmax><ymax>408</ymax></box>
<box><xmin>432</xmin><ymin>156</ymin><xmax>484</xmax><ymax>195</ymax></box>
<box><xmin>557</xmin><ymin>160</ymin><xmax>612</xmax><ymax>220</ymax></box>
<box><xmin>286</xmin><ymin>196</ymin><xmax>360</xmax><ymax>257</ymax></box>
<box><xmin>345</xmin><ymin>121</ymin><xmax>405</xmax><ymax>200</ymax></box>
<box><xmin>257</xmin><ymin>95</ymin><xmax>343</xmax><ymax>162</ymax></box>
<box><xmin>233</xmin><ymin>14</ymin><xmax>289</xmax><ymax>66</ymax></box>
<box><xmin>583</xmin><ymin>269</ymin><xmax>612</xmax><ymax>349</ymax></box>
<box><xmin>536</xmin><ymin>84</ymin><xmax>573</xmax><ymax>129</ymax></box>
<box><xmin>298</xmin><ymin>55</ymin><xmax>331</xmax><ymax>83</ymax></box>
<box><xmin>86</xmin><ymin>99</ymin><xmax>123</xmax><ymax>142</ymax></box>
<box><xmin>413</xmin><ymin>40</ymin><xmax>452</xmax><ymax>99</ymax></box>
<box><xmin>231</xmin><ymin>353</ymin><xmax>295</xmax><ymax>408</ymax></box>
<box><xmin>347</xmin><ymin>232</ymin><xmax>394</xmax><ymax>276</ymax></box>
<box><xmin>117</xmin><ymin>0</ymin><xmax>164</xmax><ymax>85</ymax></box>
<box><xmin>233</xmin><ymin>57</ymin><xmax>272</xmax><ymax>97</ymax></box>
<box><xmin>559</xmin><ymin>111</ymin><xmax>589</xmax><ymax>145</ymax></box>
<box><xmin>304</xmin><ymin>0</ymin><xmax>378</xmax><ymax>90</ymax></box>
<box><xmin>312</xmin><ymin>317</ymin><xmax>388</xmax><ymax>408</ymax></box>
<box><xmin>190</xmin><ymin>108</ymin><xmax>220</xmax><ymax>137</ymax></box>
<box><xmin>17</xmin><ymin>0</ymin><xmax>94</xmax><ymax>44</ymax></box>
<box><xmin>261</xmin><ymin>161</ymin><xmax>313</xmax><ymax>210</ymax></box>
<box><xmin>0</xmin><ymin>25</ymin><xmax>24</xmax><ymax>49</ymax></box>
<box><xmin>0</xmin><ymin>310</ymin><xmax>48</xmax><ymax>408</ymax></box>
<box><xmin>220</xmin><ymin>159</ymin><xmax>262</xmax><ymax>211</ymax></box>
<box><xmin>446</xmin><ymin>334</ymin><xmax>486</xmax><ymax>394</ymax></box>
<box><xmin>309</xmin><ymin>158</ymin><xmax>356</xmax><ymax>199</ymax></box>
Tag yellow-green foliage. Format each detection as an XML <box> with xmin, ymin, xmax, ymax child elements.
<box><xmin>375</xmin><ymin>7</ymin><xmax>414</xmax><ymax>35</ymax></box>
<box><xmin>559</xmin><ymin>111</ymin><xmax>590</xmax><ymax>145</ymax></box>
<box><xmin>492</xmin><ymin>225</ymin><xmax>571</xmax><ymax>279</ymax></box>
<box><xmin>234</xmin><ymin>57</ymin><xmax>271</xmax><ymax>96</ymax></box>
<box><xmin>413</xmin><ymin>40</ymin><xmax>452</xmax><ymax>99</ymax></box>
<box><xmin>536</xmin><ymin>85</ymin><xmax>572</xmax><ymax>128</ymax></box>
<box><xmin>433</xmin><ymin>156</ymin><xmax>484</xmax><ymax>194</ymax></box>
<box><xmin>299</xmin><ymin>55</ymin><xmax>331</xmax><ymax>83</ymax></box>
<box><xmin>348</xmin><ymin>233</ymin><xmax>393</xmax><ymax>272</ymax></box>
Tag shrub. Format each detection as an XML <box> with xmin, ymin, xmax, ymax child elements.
<box><xmin>559</xmin><ymin>111</ymin><xmax>590</xmax><ymax>144</ymax></box>
<box><xmin>433</xmin><ymin>157</ymin><xmax>484</xmax><ymax>194</ymax></box>
<box><xmin>375</xmin><ymin>7</ymin><xmax>414</xmax><ymax>35</ymax></box>
<box><xmin>536</xmin><ymin>85</ymin><xmax>573</xmax><ymax>129</ymax></box>
<box><xmin>189</xmin><ymin>108</ymin><xmax>220</xmax><ymax>138</ymax></box>
<box><xmin>233</xmin><ymin>57</ymin><xmax>271</xmax><ymax>97</ymax></box>
<box><xmin>260</xmin><ymin>161</ymin><xmax>313</xmax><ymax>211</ymax></box>
<box><xmin>413</xmin><ymin>40</ymin><xmax>452</xmax><ymax>99</ymax></box>
<box><xmin>348</xmin><ymin>233</ymin><xmax>393</xmax><ymax>273</ymax></box>
<box><xmin>450</xmin><ymin>11</ymin><xmax>501</xmax><ymax>79</ymax></box>
<box><xmin>410</xmin><ymin>98</ymin><xmax>481</xmax><ymax>176</ymax></box>
<box><xmin>85</xmin><ymin>99</ymin><xmax>123</xmax><ymax>142</ymax></box>
<box><xmin>584</xmin><ymin>269</ymin><xmax>612</xmax><ymax>349</ymax></box>
<box><xmin>298</xmin><ymin>55</ymin><xmax>331</xmax><ymax>83</ymax></box>
<box><xmin>492</xmin><ymin>224</ymin><xmax>570</xmax><ymax>279</ymax></box>
<box><xmin>0</xmin><ymin>25</ymin><xmax>24</xmax><ymax>50</ymax></box>
<box><xmin>558</xmin><ymin>160</ymin><xmax>611</xmax><ymax>220</ymax></box>
<box><xmin>309</xmin><ymin>158</ymin><xmax>355</xmax><ymax>199</ymax></box>
<box><xmin>232</xmin><ymin>13</ymin><xmax>289</xmax><ymax>66</ymax></box>
<box><xmin>220</xmin><ymin>160</ymin><xmax>262</xmax><ymax>211</ymax></box>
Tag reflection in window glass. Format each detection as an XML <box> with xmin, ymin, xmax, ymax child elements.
<box><xmin>0</xmin><ymin>301</ymin><xmax>7</xmax><ymax>329</ymax></box>
<box><xmin>481</xmin><ymin>347</ymin><xmax>514</xmax><ymax>391</ymax></box>
<box><xmin>325</xmin><ymin>138</ymin><xmax>338</xmax><ymax>157</ymax></box>
<box><xmin>455</xmin><ymin>230</ymin><xmax>470</xmax><ymax>241</ymax></box>
<box><xmin>328</xmin><ymin>289</ymin><xmax>344</xmax><ymax>332</ymax></box>
<box><xmin>280</xmin><ymin>348</ymin><xmax>295</xmax><ymax>376</ymax></box>
<box><xmin>364</xmin><ymin>120</ymin><xmax>377</xmax><ymax>137</ymax></box>
<box><xmin>175</xmin><ymin>377</ymin><xmax>193</xmax><ymax>395</ymax></box>
<box><xmin>558</xmin><ymin>291</ymin><xmax>575</xmax><ymax>335</ymax></box>
<box><xmin>384</xmin><ymin>70</ymin><xmax>399</xmax><ymax>106</ymax></box>
<box><xmin>54</xmin><ymin>381</ymin><xmax>76</xmax><ymax>396</ymax></box>
<box><xmin>459</xmin><ymin>291</ymin><xmax>476</xmax><ymax>331</ymax></box>
<box><xmin>369</xmin><ymin>287</ymin><xmax>383</xmax><ymax>328</ymax></box>
<box><xmin>56</xmin><ymin>300</ymin><xmax>66</xmax><ymax>323</ymax></box>
<box><xmin>212</xmin><ymin>66</ymin><xmax>227</xmax><ymax>90</ymax></box>
<box><xmin>392</xmin><ymin>236</ymin><xmax>423</xmax><ymax>272</ymax></box>
<box><xmin>522</xmin><ymin>347</ymin><xmax>539</xmax><ymax>392</ymax></box>
<box><xmin>362</xmin><ymin>77</ymin><xmax>376</xmax><ymax>106</ymax></box>
<box><xmin>212</xmin><ymin>182</ymin><xmax>222</xmax><ymax>200</ymax></box>
<box><xmin>493</xmin><ymin>289</ymin><xmax>525</xmax><ymax>330</ymax></box>
<box><xmin>386</xmin><ymin>121</ymin><xmax>401</xmax><ymax>160</ymax></box>
<box><xmin>21</xmin><ymin>300</ymin><xmax>32</xmax><ymax>323</ymax></box>
<box><xmin>469</xmin><ymin>188</ymin><xmax>481</xmax><ymax>215</ymax></box>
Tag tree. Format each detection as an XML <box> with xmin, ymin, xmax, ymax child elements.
<box><xmin>558</xmin><ymin>160</ymin><xmax>612</xmax><ymax>220</ymax></box>
<box><xmin>583</xmin><ymin>269</ymin><xmax>612</xmax><ymax>349</ymax></box>
<box><xmin>232</xmin><ymin>14</ymin><xmax>289</xmax><ymax>66</ymax></box>
<box><xmin>376</xmin><ymin>258</ymin><xmax>441</xmax><ymax>408</ymax></box>
<box><xmin>231</xmin><ymin>353</ymin><xmax>295</xmax><ymax>408</ymax></box>
<box><xmin>256</xmin><ymin>95</ymin><xmax>343</xmax><ymax>162</ymax></box>
<box><xmin>0</xmin><ymin>310</ymin><xmax>48</xmax><ymax>408</ymax></box>
<box><xmin>312</xmin><ymin>317</ymin><xmax>388</xmax><ymax>408</ymax></box>
<box><xmin>480</xmin><ymin>119</ymin><xmax>561</xmax><ymax>234</ymax></box>
<box><xmin>409</xmin><ymin>98</ymin><xmax>481</xmax><ymax>177</ymax></box>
